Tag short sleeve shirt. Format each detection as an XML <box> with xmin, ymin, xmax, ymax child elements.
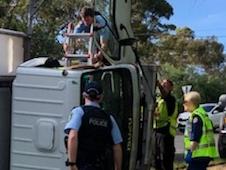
<box><xmin>64</xmin><ymin>102</ymin><xmax>123</xmax><ymax>144</ymax></box>
<box><xmin>74</xmin><ymin>16</ymin><xmax>109</xmax><ymax>42</ymax></box>
<box><xmin>190</xmin><ymin>115</ymin><xmax>203</xmax><ymax>142</ymax></box>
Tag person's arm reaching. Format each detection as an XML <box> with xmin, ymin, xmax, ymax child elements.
<box><xmin>113</xmin><ymin>143</ymin><xmax>122</xmax><ymax>170</ymax></box>
<box><xmin>92</xmin><ymin>40</ymin><xmax>108</xmax><ymax>64</ymax></box>
<box><xmin>156</xmin><ymin>80</ymin><xmax>168</xmax><ymax>98</ymax></box>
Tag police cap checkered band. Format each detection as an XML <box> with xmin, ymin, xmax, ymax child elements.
<box><xmin>84</xmin><ymin>81</ymin><xmax>103</xmax><ymax>95</ymax></box>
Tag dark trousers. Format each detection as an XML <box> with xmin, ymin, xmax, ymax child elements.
<box><xmin>77</xmin><ymin>158</ymin><xmax>105</xmax><ymax>170</ymax></box>
<box><xmin>152</xmin><ymin>131</ymin><xmax>175</xmax><ymax>170</ymax></box>
<box><xmin>77</xmin><ymin>164</ymin><xmax>102</xmax><ymax>170</ymax></box>
<box><xmin>76</xmin><ymin>150</ymin><xmax>113</xmax><ymax>170</ymax></box>
<box><xmin>187</xmin><ymin>159</ymin><xmax>210</xmax><ymax>170</ymax></box>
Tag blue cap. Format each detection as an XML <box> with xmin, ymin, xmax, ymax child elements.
<box><xmin>84</xmin><ymin>81</ymin><xmax>103</xmax><ymax>96</ymax></box>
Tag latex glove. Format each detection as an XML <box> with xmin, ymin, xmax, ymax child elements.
<box><xmin>185</xmin><ymin>150</ymin><xmax>192</xmax><ymax>163</ymax></box>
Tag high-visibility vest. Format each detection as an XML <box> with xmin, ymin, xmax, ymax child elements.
<box><xmin>169</xmin><ymin>103</ymin><xmax>178</xmax><ymax>136</ymax></box>
<box><xmin>154</xmin><ymin>97</ymin><xmax>178</xmax><ymax>136</ymax></box>
<box><xmin>184</xmin><ymin>107</ymin><xmax>219</xmax><ymax>158</ymax></box>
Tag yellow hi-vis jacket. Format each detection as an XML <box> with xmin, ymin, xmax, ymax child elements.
<box><xmin>184</xmin><ymin>107</ymin><xmax>219</xmax><ymax>158</ymax></box>
<box><xmin>153</xmin><ymin>97</ymin><xmax>178</xmax><ymax>136</ymax></box>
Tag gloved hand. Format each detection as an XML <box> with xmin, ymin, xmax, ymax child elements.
<box><xmin>185</xmin><ymin>150</ymin><xmax>192</xmax><ymax>163</ymax></box>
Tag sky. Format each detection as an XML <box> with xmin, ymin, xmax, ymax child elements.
<box><xmin>166</xmin><ymin>0</ymin><xmax>226</xmax><ymax>53</ymax></box>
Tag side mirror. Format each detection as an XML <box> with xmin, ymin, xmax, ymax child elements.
<box><xmin>213</xmin><ymin>110</ymin><xmax>219</xmax><ymax>114</ymax></box>
<box><xmin>119</xmin><ymin>38</ymin><xmax>137</xmax><ymax>46</ymax></box>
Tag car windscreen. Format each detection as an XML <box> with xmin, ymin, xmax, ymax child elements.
<box><xmin>202</xmin><ymin>105</ymin><xmax>215</xmax><ymax>112</ymax></box>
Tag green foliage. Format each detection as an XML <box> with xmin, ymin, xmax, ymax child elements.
<box><xmin>132</xmin><ymin>0</ymin><xmax>176</xmax><ymax>57</ymax></box>
<box><xmin>0</xmin><ymin>0</ymin><xmax>87</xmax><ymax>58</ymax></box>
<box><xmin>152</xmin><ymin>27</ymin><xmax>225</xmax><ymax>73</ymax></box>
<box><xmin>29</xmin><ymin>0</ymin><xmax>88</xmax><ymax>57</ymax></box>
<box><xmin>160</xmin><ymin>63</ymin><xmax>226</xmax><ymax>111</ymax></box>
<box><xmin>31</xmin><ymin>24</ymin><xmax>63</xmax><ymax>58</ymax></box>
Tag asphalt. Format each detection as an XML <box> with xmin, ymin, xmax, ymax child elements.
<box><xmin>174</xmin><ymin>133</ymin><xmax>226</xmax><ymax>170</ymax></box>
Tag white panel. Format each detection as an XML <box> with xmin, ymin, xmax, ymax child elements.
<box><xmin>34</xmin><ymin>119</ymin><xmax>56</xmax><ymax>151</ymax></box>
<box><xmin>0</xmin><ymin>29</ymin><xmax>25</xmax><ymax>76</ymax></box>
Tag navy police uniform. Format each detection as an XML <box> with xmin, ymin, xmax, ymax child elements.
<box><xmin>64</xmin><ymin>81</ymin><xmax>122</xmax><ymax>170</ymax></box>
<box><xmin>76</xmin><ymin>105</ymin><xmax>113</xmax><ymax>170</ymax></box>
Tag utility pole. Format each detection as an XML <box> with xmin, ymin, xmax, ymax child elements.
<box><xmin>24</xmin><ymin>0</ymin><xmax>44</xmax><ymax>61</ymax></box>
<box><xmin>24</xmin><ymin>0</ymin><xmax>35</xmax><ymax>61</ymax></box>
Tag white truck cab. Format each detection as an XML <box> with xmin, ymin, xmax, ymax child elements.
<box><xmin>11</xmin><ymin>58</ymin><xmax>157</xmax><ymax>170</ymax></box>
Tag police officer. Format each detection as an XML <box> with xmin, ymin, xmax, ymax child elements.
<box><xmin>183</xmin><ymin>91</ymin><xmax>218</xmax><ymax>170</ymax></box>
<box><xmin>64</xmin><ymin>81</ymin><xmax>123</xmax><ymax>170</ymax></box>
<box><xmin>152</xmin><ymin>79</ymin><xmax>178</xmax><ymax>170</ymax></box>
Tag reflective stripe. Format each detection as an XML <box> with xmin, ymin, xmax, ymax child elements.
<box><xmin>154</xmin><ymin>97</ymin><xmax>178</xmax><ymax>136</ymax></box>
<box><xmin>198</xmin><ymin>143</ymin><xmax>216</xmax><ymax>149</ymax></box>
<box><xmin>169</xmin><ymin>102</ymin><xmax>178</xmax><ymax>136</ymax></box>
<box><xmin>154</xmin><ymin>98</ymin><xmax>169</xmax><ymax>129</ymax></box>
<box><xmin>154</xmin><ymin>122</ymin><xmax>168</xmax><ymax>129</ymax></box>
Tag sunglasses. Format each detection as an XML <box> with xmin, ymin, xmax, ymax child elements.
<box><xmin>183</xmin><ymin>100</ymin><xmax>189</xmax><ymax>104</ymax></box>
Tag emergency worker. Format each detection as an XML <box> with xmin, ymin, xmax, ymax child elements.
<box><xmin>64</xmin><ymin>81</ymin><xmax>122</xmax><ymax>170</ymax></box>
<box><xmin>64</xmin><ymin>6</ymin><xmax>109</xmax><ymax>65</ymax></box>
<box><xmin>152</xmin><ymin>79</ymin><xmax>178</xmax><ymax>170</ymax></box>
<box><xmin>183</xmin><ymin>91</ymin><xmax>218</xmax><ymax>170</ymax></box>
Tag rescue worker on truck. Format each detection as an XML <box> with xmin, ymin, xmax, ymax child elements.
<box><xmin>152</xmin><ymin>79</ymin><xmax>178</xmax><ymax>170</ymax></box>
<box><xmin>63</xmin><ymin>6</ymin><xmax>109</xmax><ymax>65</ymax></box>
<box><xmin>64</xmin><ymin>81</ymin><xmax>122</xmax><ymax>170</ymax></box>
<box><xmin>183</xmin><ymin>91</ymin><xmax>218</xmax><ymax>170</ymax></box>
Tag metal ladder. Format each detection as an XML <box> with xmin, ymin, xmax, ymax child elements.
<box><xmin>64</xmin><ymin>24</ymin><xmax>94</xmax><ymax>66</ymax></box>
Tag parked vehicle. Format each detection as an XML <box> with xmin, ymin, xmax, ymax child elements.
<box><xmin>177</xmin><ymin>111</ymin><xmax>190</xmax><ymax>132</ymax></box>
<box><xmin>206</xmin><ymin>104</ymin><xmax>226</xmax><ymax>129</ymax></box>
<box><xmin>201</xmin><ymin>103</ymin><xmax>218</xmax><ymax>113</ymax></box>
<box><xmin>177</xmin><ymin>103</ymin><xmax>225</xmax><ymax>132</ymax></box>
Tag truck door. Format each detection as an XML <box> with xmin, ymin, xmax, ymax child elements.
<box><xmin>81</xmin><ymin>65</ymin><xmax>140</xmax><ymax>170</ymax></box>
<box><xmin>95</xmin><ymin>0</ymin><xmax>137</xmax><ymax>65</ymax></box>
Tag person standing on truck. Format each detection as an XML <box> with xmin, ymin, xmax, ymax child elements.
<box><xmin>152</xmin><ymin>79</ymin><xmax>178</xmax><ymax>170</ymax></box>
<box><xmin>64</xmin><ymin>6</ymin><xmax>109</xmax><ymax>65</ymax></box>
<box><xmin>183</xmin><ymin>91</ymin><xmax>218</xmax><ymax>170</ymax></box>
<box><xmin>64</xmin><ymin>81</ymin><xmax>122</xmax><ymax>170</ymax></box>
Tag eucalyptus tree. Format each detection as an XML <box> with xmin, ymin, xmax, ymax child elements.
<box><xmin>153</xmin><ymin>27</ymin><xmax>225</xmax><ymax>73</ymax></box>
<box><xmin>0</xmin><ymin>0</ymin><xmax>87</xmax><ymax>57</ymax></box>
<box><xmin>131</xmin><ymin>0</ymin><xmax>176</xmax><ymax>62</ymax></box>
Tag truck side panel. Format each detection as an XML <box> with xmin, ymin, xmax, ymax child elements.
<box><xmin>11</xmin><ymin>69</ymin><xmax>80</xmax><ymax>170</ymax></box>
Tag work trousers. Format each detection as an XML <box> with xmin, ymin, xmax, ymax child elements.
<box><xmin>152</xmin><ymin>131</ymin><xmax>175</xmax><ymax>170</ymax></box>
<box><xmin>187</xmin><ymin>159</ymin><xmax>210</xmax><ymax>170</ymax></box>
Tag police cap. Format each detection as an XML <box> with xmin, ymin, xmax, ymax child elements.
<box><xmin>84</xmin><ymin>81</ymin><xmax>103</xmax><ymax>97</ymax></box>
